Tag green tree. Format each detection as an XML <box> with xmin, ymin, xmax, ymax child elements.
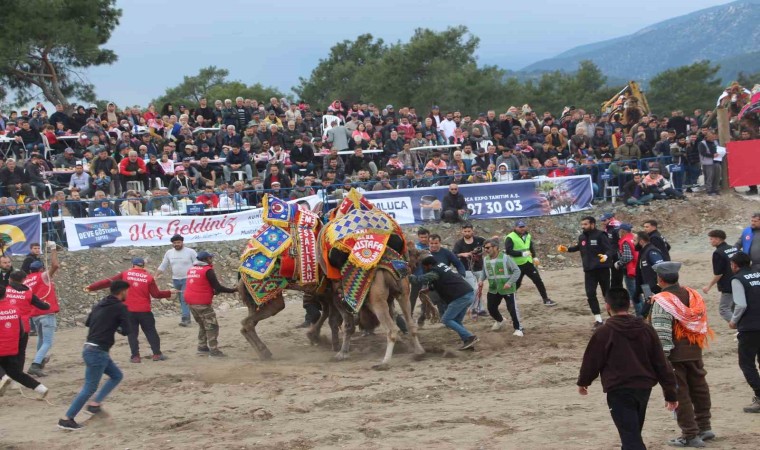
<box><xmin>0</xmin><ymin>0</ymin><xmax>121</xmax><ymax>109</ymax></box>
<box><xmin>647</xmin><ymin>61</ymin><xmax>722</xmax><ymax>115</ymax></box>
<box><xmin>153</xmin><ymin>66</ymin><xmax>283</xmax><ymax>110</ymax></box>
<box><xmin>737</xmin><ymin>70</ymin><xmax>760</xmax><ymax>88</ymax></box>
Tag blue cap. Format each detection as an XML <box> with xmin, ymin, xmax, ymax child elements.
<box><xmin>619</xmin><ymin>223</ymin><xmax>633</xmax><ymax>231</ymax></box>
<box><xmin>599</xmin><ymin>213</ymin><xmax>614</xmax><ymax>221</ymax></box>
<box><xmin>30</xmin><ymin>261</ymin><xmax>44</xmax><ymax>270</ymax></box>
<box><xmin>131</xmin><ymin>257</ymin><xmax>145</xmax><ymax>266</ymax></box>
<box><xmin>515</xmin><ymin>220</ymin><xmax>527</xmax><ymax>228</ymax></box>
<box><xmin>197</xmin><ymin>251</ymin><xmax>214</xmax><ymax>261</ymax></box>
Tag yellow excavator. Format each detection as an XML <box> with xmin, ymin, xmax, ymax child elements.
<box><xmin>601</xmin><ymin>81</ymin><xmax>650</xmax><ymax>131</ymax></box>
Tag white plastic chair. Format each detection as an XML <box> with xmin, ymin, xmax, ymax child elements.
<box><xmin>321</xmin><ymin>114</ymin><xmax>343</xmax><ymax>137</ymax></box>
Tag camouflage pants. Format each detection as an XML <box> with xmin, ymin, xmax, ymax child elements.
<box><xmin>190</xmin><ymin>305</ymin><xmax>219</xmax><ymax>350</ymax></box>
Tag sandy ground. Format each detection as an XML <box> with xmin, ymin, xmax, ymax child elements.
<box><xmin>1</xmin><ymin>241</ymin><xmax>759</xmax><ymax>449</ymax></box>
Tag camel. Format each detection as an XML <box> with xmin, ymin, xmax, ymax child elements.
<box><xmin>317</xmin><ymin>225</ymin><xmax>426</xmax><ymax>370</ymax></box>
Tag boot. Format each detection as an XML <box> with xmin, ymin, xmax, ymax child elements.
<box><xmin>744</xmin><ymin>396</ymin><xmax>760</xmax><ymax>413</ymax></box>
<box><xmin>28</xmin><ymin>363</ymin><xmax>47</xmax><ymax>377</ymax></box>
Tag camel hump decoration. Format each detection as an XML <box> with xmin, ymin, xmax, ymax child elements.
<box><xmin>239</xmin><ymin>194</ymin><xmax>322</xmax><ymax>305</ymax></box>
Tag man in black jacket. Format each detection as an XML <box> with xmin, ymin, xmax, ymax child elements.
<box><xmin>0</xmin><ymin>158</ymin><xmax>33</xmax><ymax>199</ymax></box>
<box><xmin>578</xmin><ymin>287</ymin><xmax>678</xmax><ymax>450</ymax></box>
<box><xmin>559</xmin><ymin>216</ymin><xmax>615</xmax><ymax>328</ymax></box>
<box><xmin>634</xmin><ymin>232</ymin><xmax>666</xmax><ymax>318</ymax></box>
<box><xmin>441</xmin><ymin>183</ymin><xmax>467</xmax><ymax>223</ymax></box>
<box><xmin>643</xmin><ymin>219</ymin><xmax>671</xmax><ymax>261</ymax></box>
<box><xmin>59</xmin><ymin>280</ymin><xmax>131</xmax><ymax>430</ymax></box>
<box><xmin>289</xmin><ymin>138</ymin><xmax>315</xmax><ymax>178</ymax></box>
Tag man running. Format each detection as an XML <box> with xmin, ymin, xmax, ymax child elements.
<box><xmin>5</xmin><ymin>270</ymin><xmax>50</xmax><ymax>374</ymax></box>
<box><xmin>26</xmin><ymin>242</ymin><xmax>61</xmax><ymax>377</ymax></box>
<box><xmin>481</xmin><ymin>238</ymin><xmax>523</xmax><ymax>335</ymax></box>
<box><xmin>504</xmin><ymin>220</ymin><xmax>557</xmax><ymax>306</ymax></box>
<box><xmin>59</xmin><ymin>280</ymin><xmax>131</xmax><ymax>431</ymax></box>
<box><xmin>86</xmin><ymin>258</ymin><xmax>177</xmax><ymax>362</ymax></box>
<box><xmin>156</xmin><ymin>234</ymin><xmax>197</xmax><ymax>327</ymax></box>
<box><xmin>703</xmin><ymin>230</ymin><xmax>738</xmax><ymax>323</ymax></box>
<box><xmin>184</xmin><ymin>251</ymin><xmax>238</xmax><ymax>357</ymax></box>
<box><xmin>558</xmin><ymin>216</ymin><xmax>614</xmax><ymax>328</ymax></box>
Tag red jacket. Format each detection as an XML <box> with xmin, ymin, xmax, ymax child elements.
<box><xmin>0</xmin><ymin>301</ymin><xmax>22</xmax><ymax>357</ymax></box>
<box><xmin>618</xmin><ymin>233</ymin><xmax>639</xmax><ymax>278</ymax></box>
<box><xmin>26</xmin><ymin>272</ymin><xmax>60</xmax><ymax>316</ymax></box>
<box><xmin>185</xmin><ymin>265</ymin><xmax>214</xmax><ymax>305</ymax></box>
<box><xmin>5</xmin><ymin>284</ymin><xmax>34</xmax><ymax>332</ymax></box>
<box><xmin>87</xmin><ymin>267</ymin><xmax>171</xmax><ymax>313</ymax></box>
<box><xmin>119</xmin><ymin>157</ymin><xmax>147</xmax><ymax>177</ymax></box>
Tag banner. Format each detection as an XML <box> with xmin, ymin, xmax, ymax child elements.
<box><xmin>362</xmin><ymin>175</ymin><xmax>593</xmax><ymax>225</ymax></box>
<box><xmin>63</xmin><ymin>195</ymin><xmax>320</xmax><ymax>252</ymax></box>
<box><xmin>0</xmin><ymin>212</ymin><xmax>43</xmax><ymax>256</ymax></box>
<box><xmin>727</xmin><ymin>140</ymin><xmax>760</xmax><ymax>187</ymax></box>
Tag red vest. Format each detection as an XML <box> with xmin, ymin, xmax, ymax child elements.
<box><xmin>618</xmin><ymin>233</ymin><xmax>639</xmax><ymax>278</ymax></box>
<box><xmin>26</xmin><ymin>272</ymin><xmax>60</xmax><ymax>316</ymax></box>
<box><xmin>121</xmin><ymin>268</ymin><xmax>157</xmax><ymax>313</ymax></box>
<box><xmin>184</xmin><ymin>265</ymin><xmax>214</xmax><ymax>305</ymax></box>
<box><xmin>5</xmin><ymin>285</ymin><xmax>34</xmax><ymax>332</ymax></box>
<box><xmin>0</xmin><ymin>301</ymin><xmax>21</xmax><ymax>357</ymax></box>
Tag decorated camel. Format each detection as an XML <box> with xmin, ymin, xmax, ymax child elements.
<box><xmin>316</xmin><ymin>190</ymin><xmax>425</xmax><ymax>369</ymax></box>
<box><xmin>237</xmin><ymin>195</ymin><xmax>340</xmax><ymax>359</ymax></box>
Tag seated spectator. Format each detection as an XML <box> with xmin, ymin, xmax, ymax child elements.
<box><xmin>642</xmin><ymin>167</ymin><xmax>685</xmax><ymax>200</ymax></box>
<box><xmin>622</xmin><ymin>172</ymin><xmax>654</xmax><ymax>206</ymax></box>
<box><xmin>424</xmin><ymin>152</ymin><xmax>447</xmax><ymax>176</ymax></box>
<box><xmin>175</xmin><ymin>186</ymin><xmax>194</xmax><ymax>213</ymax></box>
<box><xmin>441</xmin><ymin>183</ymin><xmax>467</xmax><ymax>223</ymax></box>
<box><xmin>0</xmin><ymin>158</ymin><xmax>33</xmax><ymax>200</ymax></box>
<box><xmin>495</xmin><ymin>163</ymin><xmax>512</xmax><ymax>182</ymax></box>
<box><xmin>147</xmin><ymin>186</ymin><xmax>177</xmax><ymax>212</ymax></box>
<box><xmin>345</xmin><ymin>148</ymin><xmax>377</xmax><ymax>177</ymax></box>
<box><xmin>263</xmin><ymin>164</ymin><xmax>292</xmax><ymax>190</ymax></box>
<box><xmin>372</xmin><ymin>174</ymin><xmax>394</xmax><ymax>191</ymax></box>
<box><xmin>467</xmin><ymin>166</ymin><xmax>491</xmax><ymax>184</ymax></box>
<box><xmin>218</xmin><ymin>185</ymin><xmax>246</xmax><ymax>209</ymax></box>
<box><xmin>195</xmin><ymin>156</ymin><xmax>217</xmax><ymax>187</ymax></box>
<box><xmin>118</xmin><ymin>150</ymin><xmax>148</xmax><ymax>191</ymax></box>
<box><xmin>270</xmin><ymin>180</ymin><xmax>288</xmax><ymax>198</ymax></box>
<box><xmin>68</xmin><ymin>163</ymin><xmax>91</xmax><ymax>197</ymax></box>
<box><xmin>517</xmin><ymin>165</ymin><xmax>534</xmax><ymax>180</ymax></box>
<box><xmin>168</xmin><ymin>166</ymin><xmax>195</xmax><ymax>195</ymax></box>
<box><xmin>145</xmin><ymin>153</ymin><xmax>165</xmax><ymax>190</ymax></box>
<box><xmin>91</xmin><ymin>199</ymin><xmax>116</xmax><ymax>217</ymax></box>
<box><xmin>290</xmin><ymin>178</ymin><xmax>315</xmax><ymax>200</ymax></box>
<box><xmin>195</xmin><ymin>184</ymin><xmax>220</xmax><ymax>208</ymax></box>
<box><xmin>548</xmin><ymin>159</ymin><xmax>575</xmax><ymax>178</ymax></box>
<box><xmin>223</xmin><ymin>145</ymin><xmax>253</xmax><ymax>182</ymax></box>
<box><xmin>119</xmin><ymin>190</ymin><xmax>143</xmax><ymax>216</ymax></box>
<box><xmin>290</xmin><ymin>137</ymin><xmax>315</xmax><ymax>178</ymax></box>
<box><xmin>93</xmin><ymin>170</ymin><xmax>112</xmax><ymax>193</ymax></box>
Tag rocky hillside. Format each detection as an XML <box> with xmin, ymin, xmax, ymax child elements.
<box><xmin>16</xmin><ymin>194</ymin><xmax>752</xmax><ymax>328</ymax></box>
<box><xmin>522</xmin><ymin>0</ymin><xmax>760</xmax><ymax>81</ymax></box>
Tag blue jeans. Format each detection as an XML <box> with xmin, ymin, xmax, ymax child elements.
<box><xmin>31</xmin><ymin>314</ymin><xmax>57</xmax><ymax>365</ymax></box>
<box><xmin>441</xmin><ymin>291</ymin><xmax>475</xmax><ymax>342</ymax></box>
<box><xmin>173</xmin><ymin>278</ymin><xmax>190</xmax><ymax>319</ymax></box>
<box><xmin>65</xmin><ymin>346</ymin><xmax>123</xmax><ymax>419</ymax></box>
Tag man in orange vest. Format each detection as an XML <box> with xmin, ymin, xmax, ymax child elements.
<box><xmin>5</xmin><ymin>270</ymin><xmax>50</xmax><ymax>377</ymax></box>
<box><xmin>86</xmin><ymin>258</ymin><xmax>177</xmax><ymax>363</ymax></box>
<box><xmin>184</xmin><ymin>251</ymin><xmax>238</xmax><ymax>357</ymax></box>
<box><xmin>614</xmin><ymin>224</ymin><xmax>640</xmax><ymax>315</ymax></box>
<box><xmin>26</xmin><ymin>242</ymin><xmax>61</xmax><ymax>377</ymax></box>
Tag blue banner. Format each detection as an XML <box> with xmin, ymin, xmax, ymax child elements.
<box><xmin>362</xmin><ymin>175</ymin><xmax>594</xmax><ymax>224</ymax></box>
<box><xmin>74</xmin><ymin>221</ymin><xmax>122</xmax><ymax>248</ymax></box>
<box><xmin>0</xmin><ymin>212</ymin><xmax>43</xmax><ymax>256</ymax></box>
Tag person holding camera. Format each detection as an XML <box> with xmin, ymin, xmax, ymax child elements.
<box><xmin>453</xmin><ymin>223</ymin><xmax>487</xmax><ymax>316</ymax></box>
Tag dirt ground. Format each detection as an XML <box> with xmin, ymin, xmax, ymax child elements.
<box><xmin>2</xmin><ymin>195</ymin><xmax>759</xmax><ymax>450</ymax></box>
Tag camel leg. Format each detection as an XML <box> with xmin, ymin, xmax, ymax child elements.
<box><xmin>396</xmin><ymin>278</ymin><xmax>425</xmax><ymax>357</ymax></box>
<box><xmin>240</xmin><ymin>293</ymin><xmax>285</xmax><ymax>360</ymax></box>
<box><xmin>367</xmin><ymin>271</ymin><xmax>398</xmax><ymax>370</ymax></box>
<box><xmin>305</xmin><ymin>289</ymin><xmax>327</xmax><ymax>346</ymax></box>
<box><xmin>329</xmin><ymin>296</ymin><xmax>343</xmax><ymax>351</ymax></box>
<box><xmin>334</xmin><ymin>295</ymin><xmax>355</xmax><ymax>361</ymax></box>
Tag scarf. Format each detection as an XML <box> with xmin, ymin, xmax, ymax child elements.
<box><xmin>653</xmin><ymin>287</ymin><xmax>713</xmax><ymax>348</ymax></box>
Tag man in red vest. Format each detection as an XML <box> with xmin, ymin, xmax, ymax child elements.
<box><xmin>26</xmin><ymin>242</ymin><xmax>61</xmax><ymax>377</ymax></box>
<box><xmin>614</xmin><ymin>223</ymin><xmax>640</xmax><ymax>315</ymax></box>
<box><xmin>86</xmin><ymin>258</ymin><xmax>177</xmax><ymax>363</ymax></box>
<box><xmin>5</xmin><ymin>270</ymin><xmax>50</xmax><ymax>375</ymax></box>
<box><xmin>184</xmin><ymin>251</ymin><xmax>238</xmax><ymax>357</ymax></box>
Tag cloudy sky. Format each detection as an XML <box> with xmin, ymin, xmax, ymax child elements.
<box><xmin>84</xmin><ymin>0</ymin><xmax>731</xmax><ymax>107</ymax></box>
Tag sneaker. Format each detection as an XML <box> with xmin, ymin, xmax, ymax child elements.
<box><xmin>459</xmin><ymin>335</ymin><xmax>479</xmax><ymax>350</ymax></box>
<box><xmin>34</xmin><ymin>384</ymin><xmax>49</xmax><ymax>399</ymax></box>
<box><xmin>490</xmin><ymin>321</ymin><xmax>506</xmax><ymax>331</ymax></box>
<box><xmin>208</xmin><ymin>349</ymin><xmax>226</xmax><ymax>358</ymax></box>
<box><xmin>744</xmin><ymin>396</ymin><xmax>760</xmax><ymax>413</ymax></box>
<box><xmin>28</xmin><ymin>363</ymin><xmax>47</xmax><ymax>377</ymax></box>
<box><xmin>667</xmin><ymin>436</ymin><xmax>705</xmax><ymax>448</ymax></box>
<box><xmin>513</xmin><ymin>329</ymin><xmax>524</xmax><ymax>337</ymax></box>
<box><xmin>698</xmin><ymin>430</ymin><xmax>715</xmax><ymax>441</ymax></box>
<box><xmin>0</xmin><ymin>375</ymin><xmax>10</xmax><ymax>396</ymax></box>
<box><xmin>85</xmin><ymin>404</ymin><xmax>102</xmax><ymax>415</ymax></box>
<box><xmin>130</xmin><ymin>356</ymin><xmax>141</xmax><ymax>363</ymax></box>
<box><xmin>57</xmin><ymin>418</ymin><xmax>83</xmax><ymax>431</ymax></box>
<box><xmin>197</xmin><ymin>346</ymin><xmax>210</xmax><ymax>355</ymax></box>
<box><xmin>179</xmin><ymin>317</ymin><xmax>191</xmax><ymax>327</ymax></box>
<box><xmin>593</xmin><ymin>321</ymin><xmax>604</xmax><ymax>330</ymax></box>
<box><xmin>543</xmin><ymin>299</ymin><xmax>558</xmax><ymax>307</ymax></box>
<box><xmin>295</xmin><ymin>321</ymin><xmax>311</xmax><ymax>329</ymax></box>
<box><xmin>152</xmin><ymin>354</ymin><xmax>168</xmax><ymax>361</ymax></box>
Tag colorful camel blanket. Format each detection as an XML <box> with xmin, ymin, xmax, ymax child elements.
<box><xmin>340</xmin><ymin>247</ymin><xmax>408</xmax><ymax>312</ymax></box>
<box><xmin>241</xmin><ymin>271</ymin><xmax>289</xmax><ymax>306</ymax></box>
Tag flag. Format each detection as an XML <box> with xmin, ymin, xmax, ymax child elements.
<box><xmin>0</xmin><ymin>212</ymin><xmax>43</xmax><ymax>256</ymax></box>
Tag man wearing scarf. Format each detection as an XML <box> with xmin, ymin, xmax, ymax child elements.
<box><xmin>650</xmin><ymin>262</ymin><xmax>715</xmax><ymax>448</ymax></box>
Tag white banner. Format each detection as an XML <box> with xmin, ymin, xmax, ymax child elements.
<box><xmin>62</xmin><ymin>195</ymin><xmax>321</xmax><ymax>251</ymax></box>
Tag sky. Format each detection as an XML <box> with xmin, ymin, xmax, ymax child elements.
<box><xmin>80</xmin><ymin>0</ymin><xmax>732</xmax><ymax>108</ymax></box>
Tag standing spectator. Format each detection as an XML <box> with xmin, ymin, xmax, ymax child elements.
<box><xmin>441</xmin><ymin>183</ymin><xmax>467</xmax><ymax>223</ymax></box>
<box><xmin>643</xmin><ymin>220</ymin><xmax>671</xmax><ymax>261</ymax></box>
<box><xmin>698</xmin><ymin>130</ymin><xmax>720</xmax><ymax>196</ymax></box>
<box><xmin>650</xmin><ymin>262</ymin><xmax>715</xmax><ymax>448</ymax></box>
<box><xmin>577</xmin><ymin>287</ymin><xmax>678</xmax><ymax>450</ymax></box>
<box><xmin>58</xmin><ymin>280</ymin><xmax>131</xmax><ymax>430</ymax></box>
<box><xmin>557</xmin><ymin>216</ymin><xmax>615</xmax><ymax>328</ymax></box>
<box><xmin>728</xmin><ymin>252</ymin><xmax>760</xmax><ymax>413</ymax></box>
<box><xmin>325</xmin><ymin>120</ymin><xmax>351</xmax><ymax>151</ymax></box>
<box><xmin>615</xmin><ymin>135</ymin><xmax>641</xmax><ymax>161</ymax></box>
<box><xmin>735</xmin><ymin>213</ymin><xmax>760</xmax><ymax>271</ymax></box>
<box><xmin>702</xmin><ymin>230</ymin><xmax>738</xmax><ymax>323</ymax></box>
<box><xmin>156</xmin><ymin>234</ymin><xmax>197</xmax><ymax>327</ymax></box>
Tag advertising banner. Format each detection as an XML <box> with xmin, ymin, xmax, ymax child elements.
<box><xmin>0</xmin><ymin>212</ymin><xmax>43</xmax><ymax>256</ymax></box>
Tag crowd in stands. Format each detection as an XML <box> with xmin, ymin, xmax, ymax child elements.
<box><xmin>0</xmin><ymin>96</ymin><xmax>756</xmax><ymax>221</ymax></box>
